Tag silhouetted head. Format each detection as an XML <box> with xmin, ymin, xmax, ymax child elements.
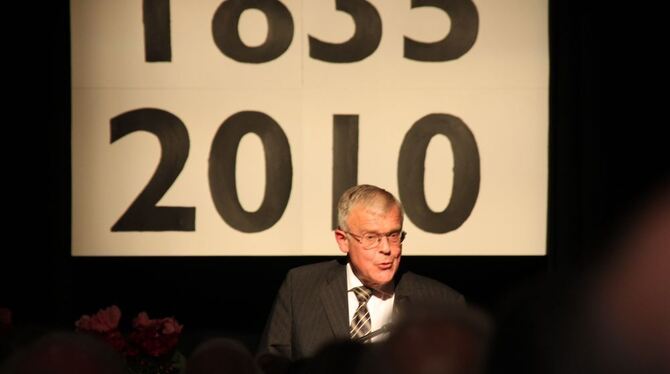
<box><xmin>299</xmin><ymin>339</ymin><xmax>371</xmax><ymax>374</ymax></box>
<box><xmin>381</xmin><ymin>304</ymin><xmax>492</xmax><ymax>374</ymax></box>
<box><xmin>186</xmin><ymin>337</ymin><xmax>261</xmax><ymax>374</ymax></box>
<box><xmin>0</xmin><ymin>331</ymin><xmax>126</xmax><ymax>374</ymax></box>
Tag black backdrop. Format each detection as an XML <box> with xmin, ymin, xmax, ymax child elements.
<box><xmin>2</xmin><ymin>0</ymin><xmax>668</xmax><ymax>354</ymax></box>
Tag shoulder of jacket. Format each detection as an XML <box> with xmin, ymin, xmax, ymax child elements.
<box><xmin>287</xmin><ymin>259</ymin><xmax>342</xmax><ymax>279</ymax></box>
<box><xmin>399</xmin><ymin>271</ymin><xmax>465</xmax><ymax>303</ymax></box>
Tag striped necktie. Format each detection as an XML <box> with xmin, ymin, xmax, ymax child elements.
<box><xmin>350</xmin><ymin>286</ymin><xmax>373</xmax><ymax>340</ymax></box>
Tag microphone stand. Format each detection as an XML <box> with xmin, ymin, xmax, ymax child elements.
<box><xmin>353</xmin><ymin>322</ymin><xmax>394</xmax><ymax>343</ymax></box>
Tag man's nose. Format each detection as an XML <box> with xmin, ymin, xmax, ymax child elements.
<box><xmin>378</xmin><ymin>236</ymin><xmax>391</xmax><ymax>254</ymax></box>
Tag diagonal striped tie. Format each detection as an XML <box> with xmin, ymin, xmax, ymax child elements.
<box><xmin>350</xmin><ymin>286</ymin><xmax>373</xmax><ymax>340</ymax></box>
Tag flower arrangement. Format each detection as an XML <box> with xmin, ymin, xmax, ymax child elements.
<box><xmin>75</xmin><ymin>305</ymin><xmax>185</xmax><ymax>374</ymax></box>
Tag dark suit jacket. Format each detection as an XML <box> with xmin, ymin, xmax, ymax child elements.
<box><xmin>258</xmin><ymin>259</ymin><xmax>465</xmax><ymax>360</ymax></box>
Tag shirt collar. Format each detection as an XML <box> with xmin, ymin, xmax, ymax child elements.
<box><xmin>346</xmin><ymin>262</ymin><xmax>395</xmax><ymax>299</ymax></box>
<box><xmin>346</xmin><ymin>262</ymin><xmax>364</xmax><ymax>292</ymax></box>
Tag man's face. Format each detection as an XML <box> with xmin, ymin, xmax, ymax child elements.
<box><xmin>335</xmin><ymin>201</ymin><xmax>403</xmax><ymax>290</ymax></box>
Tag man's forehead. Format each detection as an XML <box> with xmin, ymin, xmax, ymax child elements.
<box><xmin>349</xmin><ymin>201</ymin><xmax>402</xmax><ymax>226</ymax></box>
<box><xmin>352</xmin><ymin>198</ymin><xmax>396</xmax><ymax>215</ymax></box>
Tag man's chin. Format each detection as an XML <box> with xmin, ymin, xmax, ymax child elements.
<box><xmin>371</xmin><ymin>269</ymin><xmax>396</xmax><ymax>287</ymax></box>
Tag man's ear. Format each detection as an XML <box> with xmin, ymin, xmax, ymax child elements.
<box><xmin>334</xmin><ymin>229</ymin><xmax>349</xmax><ymax>254</ymax></box>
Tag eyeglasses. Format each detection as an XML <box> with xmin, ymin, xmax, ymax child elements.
<box><xmin>342</xmin><ymin>229</ymin><xmax>406</xmax><ymax>249</ymax></box>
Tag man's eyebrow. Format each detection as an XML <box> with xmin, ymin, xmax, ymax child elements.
<box><xmin>363</xmin><ymin>229</ymin><xmax>402</xmax><ymax>235</ymax></box>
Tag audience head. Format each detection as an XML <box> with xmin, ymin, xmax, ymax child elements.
<box><xmin>379</xmin><ymin>303</ymin><xmax>492</xmax><ymax>374</ymax></box>
<box><xmin>0</xmin><ymin>331</ymin><xmax>126</xmax><ymax>374</ymax></box>
<box><xmin>186</xmin><ymin>337</ymin><xmax>261</xmax><ymax>374</ymax></box>
<box><xmin>256</xmin><ymin>351</ymin><xmax>291</xmax><ymax>374</ymax></box>
<box><xmin>298</xmin><ymin>339</ymin><xmax>371</xmax><ymax>374</ymax></box>
<box><xmin>579</xmin><ymin>182</ymin><xmax>670</xmax><ymax>374</ymax></box>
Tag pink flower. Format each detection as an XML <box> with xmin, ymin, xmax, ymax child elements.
<box><xmin>161</xmin><ymin>317</ymin><xmax>183</xmax><ymax>334</ymax></box>
<box><xmin>75</xmin><ymin>305</ymin><xmax>121</xmax><ymax>333</ymax></box>
<box><xmin>103</xmin><ymin>329</ymin><xmax>127</xmax><ymax>352</ymax></box>
<box><xmin>73</xmin><ymin>306</ymin><xmax>184</xmax><ymax>362</ymax></box>
<box><xmin>133</xmin><ymin>311</ymin><xmax>152</xmax><ymax>328</ymax></box>
<box><xmin>132</xmin><ymin>312</ymin><xmax>183</xmax><ymax>334</ymax></box>
<box><xmin>74</xmin><ymin>305</ymin><xmax>127</xmax><ymax>353</ymax></box>
<box><xmin>130</xmin><ymin>312</ymin><xmax>183</xmax><ymax>357</ymax></box>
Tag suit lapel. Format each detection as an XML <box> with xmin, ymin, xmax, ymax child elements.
<box><xmin>319</xmin><ymin>262</ymin><xmax>349</xmax><ymax>340</ymax></box>
<box><xmin>394</xmin><ymin>271</ymin><xmax>410</xmax><ymax>298</ymax></box>
<box><xmin>393</xmin><ymin>271</ymin><xmax>413</xmax><ymax>319</ymax></box>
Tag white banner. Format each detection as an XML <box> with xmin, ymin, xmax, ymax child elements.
<box><xmin>71</xmin><ymin>0</ymin><xmax>548</xmax><ymax>256</ymax></box>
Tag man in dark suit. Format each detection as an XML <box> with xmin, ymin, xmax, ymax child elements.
<box><xmin>258</xmin><ymin>185</ymin><xmax>464</xmax><ymax>361</ymax></box>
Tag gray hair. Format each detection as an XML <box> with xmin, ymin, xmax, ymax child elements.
<box><xmin>337</xmin><ymin>184</ymin><xmax>403</xmax><ymax>231</ymax></box>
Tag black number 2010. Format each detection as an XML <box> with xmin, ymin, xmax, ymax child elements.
<box><xmin>111</xmin><ymin>109</ymin><xmax>479</xmax><ymax>234</ymax></box>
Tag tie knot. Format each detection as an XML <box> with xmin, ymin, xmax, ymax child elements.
<box><xmin>352</xmin><ymin>286</ymin><xmax>373</xmax><ymax>303</ymax></box>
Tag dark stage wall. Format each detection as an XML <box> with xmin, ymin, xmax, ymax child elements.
<box><xmin>3</xmin><ymin>0</ymin><xmax>668</xmax><ymax>354</ymax></box>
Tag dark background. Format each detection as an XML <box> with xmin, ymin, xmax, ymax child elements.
<box><xmin>2</xmin><ymin>0</ymin><xmax>667</xmax><ymax>354</ymax></box>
